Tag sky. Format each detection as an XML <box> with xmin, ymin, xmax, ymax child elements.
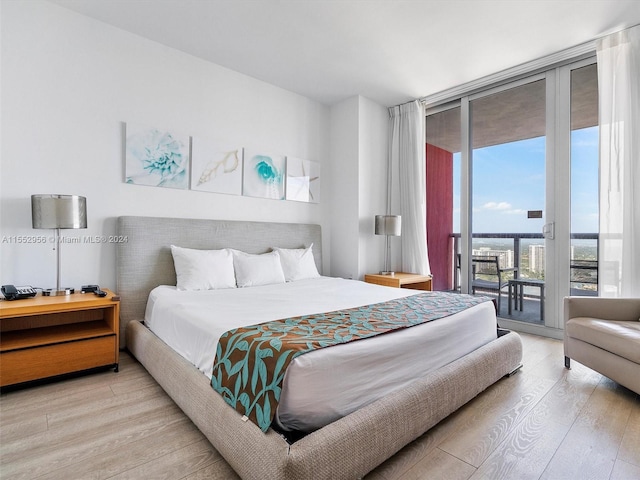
<box><xmin>452</xmin><ymin>126</ymin><xmax>599</xmax><ymax>236</ymax></box>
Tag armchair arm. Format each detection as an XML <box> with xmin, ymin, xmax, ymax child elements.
<box><xmin>563</xmin><ymin>296</ymin><xmax>640</xmax><ymax>326</ymax></box>
<box><xmin>498</xmin><ymin>267</ymin><xmax>518</xmax><ymax>279</ymax></box>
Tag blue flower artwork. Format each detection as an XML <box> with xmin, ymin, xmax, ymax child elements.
<box><xmin>125</xmin><ymin>123</ymin><xmax>190</xmax><ymax>189</ymax></box>
<box><xmin>242</xmin><ymin>150</ymin><xmax>285</xmax><ymax>200</ymax></box>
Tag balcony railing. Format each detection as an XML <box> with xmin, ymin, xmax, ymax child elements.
<box><xmin>450</xmin><ymin>232</ymin><xmax>599</xmax><ymax>296</ymax></box>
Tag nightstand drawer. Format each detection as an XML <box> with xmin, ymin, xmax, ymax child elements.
<box><xmin>0</xmin><ymin>336</ymin><xmax>116</xmax><ymax>387</ymax></box>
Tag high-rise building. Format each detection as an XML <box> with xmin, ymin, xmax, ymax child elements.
<box><xmin>529</xmin><ymin>244</ymin><xmax>545</xmax><ymax>273</ymax></box>
<box><xmin>472</xmin><ymin>247</ymin><xmax>514</xmax><ymax>271</ymax></box>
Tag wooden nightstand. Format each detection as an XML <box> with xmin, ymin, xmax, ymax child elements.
<box><xmin>364</xmin><ymin>273</ymin><xmax>433</xmax><ymax>291</ymax></box>
<box><xmin>0</xmin><ymin>290</ymin><xmax>120</xmax><ymax>387</ymax></box>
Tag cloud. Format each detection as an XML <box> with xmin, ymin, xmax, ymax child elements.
<box><xmin>478</xmin><ymin>202</ymin><xmax>529</xmax><ymax>216</ymax></box>
<box><xmin>573</xmin><ymin>138</ymin><xmax>599</xmax><ymax>148</ymax></box>
<box><xmin>482</xmin><ymin>201</ymin><xmax>511</xmax><ymax>210</ymax></box>
<box><xmin>505</xmin><ymin>209</ymin><xmax>527</xmax><ymax>215</ymax></box>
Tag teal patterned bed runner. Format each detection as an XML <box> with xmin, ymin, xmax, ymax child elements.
<box><xmin>211</xmin><ymin>291</ymin><xmax>490</xmax><ymax>432</ymax></box>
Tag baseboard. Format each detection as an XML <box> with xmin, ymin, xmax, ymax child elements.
<box><xmin>497</xmin><ymin>318</ymin><xmax>563</xmax><ymax>340</ymax></box>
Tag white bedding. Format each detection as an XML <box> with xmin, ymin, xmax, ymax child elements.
<box><xmin>145</xmin><ymin>276</ymin><xmax>497</xmax><ymax>432</ymax></box>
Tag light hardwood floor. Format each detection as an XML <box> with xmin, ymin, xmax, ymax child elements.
<box><xmin>1</xmin><ymin>333</ymin><xmax>638</xmax><ymax>480</ymax></box>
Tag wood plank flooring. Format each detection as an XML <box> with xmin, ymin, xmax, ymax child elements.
<box><xmin>1</xmin><ymin>333</ymin><xmax>638</xmax><ymax>479</ymax></box>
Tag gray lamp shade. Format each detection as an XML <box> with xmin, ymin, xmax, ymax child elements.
<box><xmin>375</xmin><ymin>215</ymin><xmax>401</xmax><ymax>236</ymax></box>
<box><xmin>31</xmin><ymin>194</ymin><xmax>87</xmax><ymax>229</ymax></box>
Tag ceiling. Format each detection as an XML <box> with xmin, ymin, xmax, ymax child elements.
<box><xmin>48</xmin><ymin>0</ymin><xmax>640</xmax><ymax>107</ymax></box>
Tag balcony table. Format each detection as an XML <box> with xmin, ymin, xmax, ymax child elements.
<box><xmin>508</xmin><ymin>278</ymin><xmax>545</xmax><ymax>321</ymax></box>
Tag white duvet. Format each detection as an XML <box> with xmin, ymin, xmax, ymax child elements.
<box><xmin>145</xmin><ymin>276</ymin><xmax>497</xmax><ymax>432</ymax></box>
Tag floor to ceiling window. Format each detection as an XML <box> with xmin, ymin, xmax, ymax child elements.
<box><xmin>569</xmin><ymin>63</ymin><xmax>599</xmax><ymax>296</ymax></box>
<box><xmin>425</xmin><ymin>56</ymin><xmax>599</xmax><ymax>334</ymax></box>
<box><xmin>425</xmin><ymin>106</ymin><xmax>460</xmax><ymax>292</ymax></box>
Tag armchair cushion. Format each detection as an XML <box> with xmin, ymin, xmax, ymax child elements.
<box><xmin>566</xmin><ymin>318</ymin><xmax>640</xmax><ymax>363</ymax></box>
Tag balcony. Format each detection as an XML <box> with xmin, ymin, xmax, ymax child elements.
<box><xmin>448</xmin><ymin>233</ymin><xmax>599</xmax><ymax>324</ymax></box>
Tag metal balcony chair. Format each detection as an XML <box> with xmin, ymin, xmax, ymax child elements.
<box><xmin>457</xmin><ymin>254</ymin><xmax>518</xmax><ymax>313</ymax></box>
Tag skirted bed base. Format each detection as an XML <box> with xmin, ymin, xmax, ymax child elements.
<box><xmin>127</xmin><ymin>320</ymin><xmax>522</xmax><ymax>479</ymax></box>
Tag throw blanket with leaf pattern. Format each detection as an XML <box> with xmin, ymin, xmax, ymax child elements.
<box><xmin>211</xmin><ymin>291</ymin><xmax>490</xmax><ymax>431</ymax></box>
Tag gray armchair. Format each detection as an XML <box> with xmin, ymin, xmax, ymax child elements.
<box><xmin>564</xmin><ymin>296</ymin><xmax>640</xmax><ymax>394</ymax></box>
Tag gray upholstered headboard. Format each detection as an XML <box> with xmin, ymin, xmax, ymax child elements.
<box><xmin>116</xmin><ymin>216</ymin><xmax>322</xmax><ymax>348</ymax></box>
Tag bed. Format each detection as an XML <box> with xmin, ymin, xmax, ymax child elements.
<box><xmin>117</xmin><ymin>215</ymin><xmax>523</xmax><ymax>480</ymax></box>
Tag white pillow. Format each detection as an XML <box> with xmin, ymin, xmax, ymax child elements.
<box><xmin>170</xmin><ymin>245</ymin><xmax>236</xmax><ymax>291</ymax></box>
<box><xmin>273</xmin><ymin>244</ymin><xmax>320</xmax><ymax>282</ymax></box>
<box><xmin>233</xmin><ymin>250</ymin><xmax>286</xmax><ymax>287</ymax></box>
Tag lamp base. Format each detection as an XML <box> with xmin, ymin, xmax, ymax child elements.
<box><xmin>43</xmin><ymin>288</ymin><xmax>75</xmax><ymax>296</ymax></box>
<box><xmin>378</xmin><ymin>271</ymin><xmax>395</xmax><ymax>276</ymax></box>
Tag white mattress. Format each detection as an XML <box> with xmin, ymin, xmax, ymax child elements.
<box><xmin>145</xmin><ymin>276</ymin><xmax>497</xmax><ymax>432</ymax></box>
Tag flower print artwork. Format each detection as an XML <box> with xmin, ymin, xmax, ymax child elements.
<box><xmin>125</xmin><ymin>123</ymin><xmax>190</xmax><ymax>189</ymax></box>
<box><xmin>242</xmin><ymin>151</ymin><xmax>285</xmax><ymax>200</ymax></box>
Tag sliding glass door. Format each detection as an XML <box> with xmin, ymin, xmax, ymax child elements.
<box><xmin>469</xmin><ymin>78</ymin><xmax>546</xmax><ymax>323</ymax></box>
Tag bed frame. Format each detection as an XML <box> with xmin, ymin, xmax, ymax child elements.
<box><xmin>117</xmin><ymin>215</ymin><xmax>523</xmax><ymax>480</ymax></box>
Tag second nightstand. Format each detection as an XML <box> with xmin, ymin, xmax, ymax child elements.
<box><xmin>364</xmin><ymin>272</ymin><xmax>433</xmax><ymax>291</ymax></box>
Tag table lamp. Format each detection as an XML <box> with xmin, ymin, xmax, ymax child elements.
<box><xmin>375</xmin><ymin>214</ymin><xmax>401</xmax><ymax>275</ymax></box>
<box><xmin>31</xmin><ymin>194</ymin><xmax>87</xmax><ymax>296</ymax></box>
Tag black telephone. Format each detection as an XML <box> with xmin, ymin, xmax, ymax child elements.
<box><xmin>2</xmin><ymin>285</ymin><xmax>37</xmax><ymax>300</ymax></box>
<box><xmin>81</xmin><ymin>285</ymin><xmax>107</xmax><ymax>297</ymax></box>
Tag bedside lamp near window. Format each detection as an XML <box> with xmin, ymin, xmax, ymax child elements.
<box><xmin>31</xmin><ymin>194</ymin><xmax>87</xmax><ymax>296</ymax></box>
<box><xmin>375</xmin><ymin>214</ymin><xmax>401</xmax><ymax>275</ymax></box>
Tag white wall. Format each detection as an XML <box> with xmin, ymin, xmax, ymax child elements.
<box><xmin>358</xmin><ymin>97</ymin><xmax>391</xmax><ymax>276</ymax></box>
<box><xmin>328</xmin><ymin>96</ymin><xmax>389</xmax><ymax>280</ymax></box>
<box><xmin>328</xmin><ymin>97</ymin><xmax>360</xmax><ymax>279</ymax></box>
<box><xmin>0</xmin><ymin>0</ymin><xmax>331</xmax><ymax>291</ymax></box>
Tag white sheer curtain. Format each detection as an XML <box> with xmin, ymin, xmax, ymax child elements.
<box><xmin>388</xmin><ymin>100</ymin><xmax>430</xmax><ymax>275</ymax></box>
<box><xmin>596</xmin><ymin>24</ymin><xmax>640</xmax><ymax>297</ymax></box>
